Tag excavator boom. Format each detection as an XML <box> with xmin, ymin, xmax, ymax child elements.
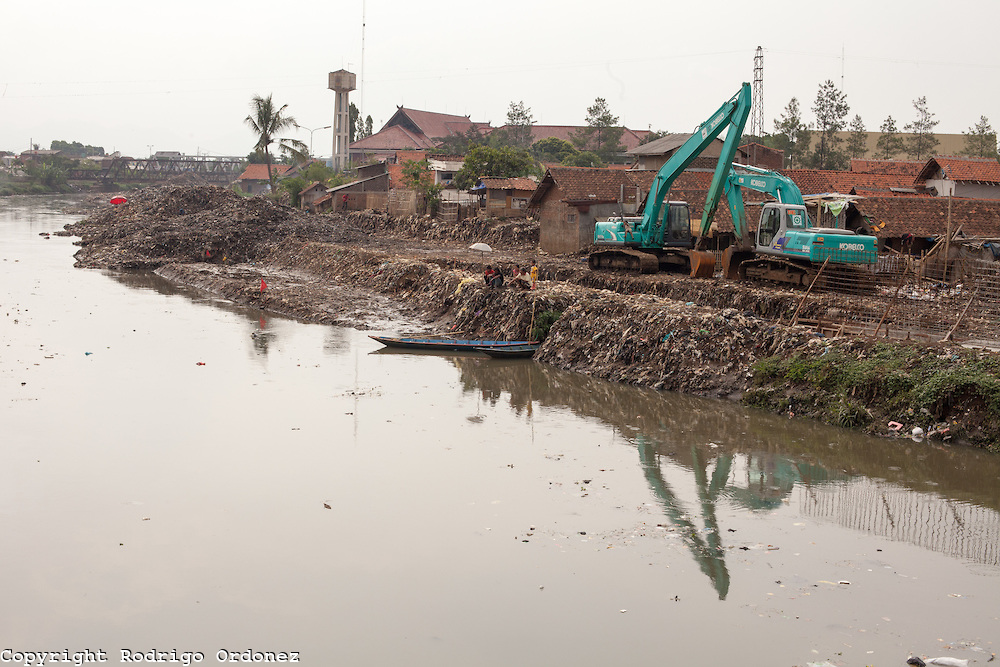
<box><xmin>590</xmin><ymin>83</ymin><xmax>751</xmax><ymax>277</ymax></box>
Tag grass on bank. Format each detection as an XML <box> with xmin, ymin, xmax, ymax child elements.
<box><xmin>745</xmin><ymin>342</ymin><xmax>1000</xmax><ymax>450</ymax></box>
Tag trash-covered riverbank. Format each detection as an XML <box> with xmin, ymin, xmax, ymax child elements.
<box><xmin>62</xmin><ymin>186</ymin><xmax>1000</xmax><ymax>451</ymax></box>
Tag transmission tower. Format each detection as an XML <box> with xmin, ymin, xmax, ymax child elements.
<box><xmin>750</xmin><ymin>46</ymin><xmax>764</xmax><ymax>139</ymax></box>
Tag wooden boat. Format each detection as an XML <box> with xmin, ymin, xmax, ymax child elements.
<box><xmin>475</xmin><ymin>344</ymin><xmax>540</xmax><ymax>359</ymax></box>
<box><xmin>369</xmin><ymin>335</ymin><xmax>539</xmax><ymax>352</ymax></box>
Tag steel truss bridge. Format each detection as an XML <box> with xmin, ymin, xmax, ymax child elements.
<box><xmin>67</xmin><ymin>157</ymin><xmax>243</xmax><ymax>184</ymax></box>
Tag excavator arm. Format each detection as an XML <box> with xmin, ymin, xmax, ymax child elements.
<box><xmin>590</xmin><ymin>83</ymin><xmax>751</xmax><ymax>277</ymax></box>
<box><xmin>724</xmin><ymin>163</ymin><xmax>806</xmax><ymax>250</ymax></box>
<box><xmin>641</xmin><ymin>83</ymin><xmax>752</xmax><ymax>248</ymax></box>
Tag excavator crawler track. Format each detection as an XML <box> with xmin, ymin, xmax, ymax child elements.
<box><xmin>736</xmin><ymin>256</ymin><xmax>875</xmax><ymax>294</ymax></box>
<box><xmin>589</xmin><ymin>248</ymin><xmax>659</xmax><ymax>273</ymax></box>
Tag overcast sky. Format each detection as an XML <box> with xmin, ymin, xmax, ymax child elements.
<box><xmin>3</xmin><ymin>0</ymin><xmax>997</xmax><ymax>159</ymax></box>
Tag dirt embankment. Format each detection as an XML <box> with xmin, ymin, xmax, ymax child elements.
<box><xmin>63</xmin><ymin>185</ymin><xmax>1000</xmax><ymax>451</ymax></box>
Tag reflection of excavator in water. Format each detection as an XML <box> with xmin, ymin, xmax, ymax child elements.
<box><xmin>637</xmin><ymin>438</ymin><xmax>732</xmax><ymax>600</ymax></box>
<box><xmin>635</xmin><ymin>436</ymin><xmax>846</xmax><ymax>600</ymax></box>
<box><xmin>590</xmin><ymin>82</ymin><xmax>879</xmax><ymax>287</ymax></box>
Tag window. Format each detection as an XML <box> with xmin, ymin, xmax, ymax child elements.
<box><xmin>758</xmin><ymin>207</ymin><xmax>780</xmax><ymax>246</ymax></box>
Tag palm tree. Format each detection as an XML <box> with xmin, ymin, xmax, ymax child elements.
<box><xmin>244</xmin><ymin>94</ymin><xmax>304</xmax><ymax>193</ymax></box>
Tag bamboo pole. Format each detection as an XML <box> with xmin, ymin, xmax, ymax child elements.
<box><xmin>944</xmin><ymin>194</ymin><xmax>952</xmax><ymax>283</ymax></box>
<box><xmin>942</xmin><ymin>283</ymin><xmax>981</xmax><ymax>342</ymax></box>
<box><xmin>529</xmin><ymin>298</ymin><xmax>537</xmax><ymax>341</ymax></box>
<box><xmin>791</xmin><ymin>256</ymin><xmax>831</xmax><ymax>326</ymax></box>
<box><xmin>872</xmin><ymin>261</ymin><xmax>911</xmax><ymax>339</ymax></box>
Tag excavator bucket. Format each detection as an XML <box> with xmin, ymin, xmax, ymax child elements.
<box><xmin>688</xmin><ymin>250</ymin><xmax>716</xmax><ymax>278</ymax></box>
<box><xmin>721</xmin><ymin>246</ymin><xmax>752</xmax><ymax>281</ymax></box>
<box><xmin>721</xmin><ymin>246</ymin><xmax>739</xmax><ymax>281</ymax></box>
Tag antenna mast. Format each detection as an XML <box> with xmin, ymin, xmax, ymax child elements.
<box><xmin>750</xmin><ymin>46</ymin><xmax>764</xmax><ymax>139</ymax></box>
<box><xmin>360</xmin><ymin>1</ymin><xmax>366</xmax><ymax>121</ymax></box>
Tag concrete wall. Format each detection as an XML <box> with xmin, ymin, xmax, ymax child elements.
<box><xmin>538</xmin><ymin>194</ymin><xmax>619</xmax><ymax>254</ymax></box>
<box><xmin>956</xmin><ymin>182</ymin><xmax>1000</xmax><ymax>200</ymax></box>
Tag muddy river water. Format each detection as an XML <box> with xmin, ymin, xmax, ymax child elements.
<box><xmin>2</xmin><ymin>196</ymin><xmax>999</xmax><ymax>667</ymax></box>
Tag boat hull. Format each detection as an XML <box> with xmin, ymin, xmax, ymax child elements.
<box><xmin>370</xmin><ymin>336</ymin><xmax>539</xmax><ymax>352</ymax></box>
<box><xmin>475</xmin><ymin>344</ymin><xmax>539</xmax><ymax>358</ymax></box>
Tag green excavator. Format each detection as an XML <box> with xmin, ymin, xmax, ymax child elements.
<box><xmin>590</xmin><ymin>83</ymin><xmax>878</xmax><ymax>286</ymax></box>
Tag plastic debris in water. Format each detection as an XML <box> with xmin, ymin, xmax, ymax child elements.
<box><xmin>908</xmin><ymin>657</ymin><xmax>970</xmax><ymax>667</ymax></box>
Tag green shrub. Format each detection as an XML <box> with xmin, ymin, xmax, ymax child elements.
<box><xmin>531</xmin><ymin>310</ymin><xmax>562</xmax><ymax>341</ymax></box>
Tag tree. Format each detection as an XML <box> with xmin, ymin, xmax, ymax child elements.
<box><xmin>348</xmin><ymin>104</ymin><xmax>373</xmax><ymax>143</ymax></box>
<box><xmin>530</xmin><ymin>137</ymin><xmax>578</xmax><ymax>164</ymax></box>
<box><xmin>453</xmin><ymin>145</ymin><xmax>537</xmax><ymax>191</ymax></box>
<box><xmin>244</xmin><ymin>93</ymin><xmax>301</xmax><ymax>193</ymax></box>
<box><xmin>847</xmin><ymin>115</ymin><xmax>868</xmax><ymax>159</ymax></box>
<box><xmin>772</xmin><ymin>97</ymin><xmax>811</xmax><ymax>168</ymax></box>
<box><xmin>349</xmin><ymin>103</ymin><xmax>361</xmax><ymax>142</ymax></box>
<box><xmin>903</xmin><ymin>96</ymin><xmax>939</xmax><ymax>160</ymax></box>
<box><xmin>561</xmin><ymin>151</ymin><xmax>604</xmax><ymax>168</ymax></box>
<box><xmin>245</xmin><ymin>149</ymin><xmax>268</xmax><ymax>164</ymax></box>
<box><xmin>502</xmin><ymin>100</ymin><xmax>534</xmax><ymax>150</ymax></box>
<box><xmin>874</xmin><ymin>116</ymin><xmax>905</xmax><ymax>159</ymax></box>
<box><xmin>808</xmin><ymin>80</ymin><xmax>849</xmax><ymax>170</ymax></box>
<box><xmin>50</xmin><ymin>140</ymin><xmax>105</xmax><ymax>158</ymax></box>
<box><xmin>278</xmin><ymin>175</ymin><xmax>309</xmax><ymax>208</ymax></box>
<box><xmin>639</xmin><ymin>129</ymin><xmax>670</xmax><ymax>145</ymax></box>
<box><xmin>21</xmin><ymin>156</ymin><xmax>70</xmax><ymax>191</ymax></box>
<box><xmin>434</xmin><ymin>126</ymin><xmax>486</xmax><ymax>155</ymax></box>
<box><xmin>570</xmin><ymin>98</ymin><xmax>626</xmax><ymax>163</ymax></box>
<box><xmin>400</xmin><ymin>159</ymin><xmax>444</xmax><ymax>215</ymax></box>
<box><xmin>961</xmin><ymin>116</ymin><xmax>998</xmax><ymax>158</ymax></box>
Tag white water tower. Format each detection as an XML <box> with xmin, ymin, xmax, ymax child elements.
<box><xmin>328</xmin><ymin>70</ymin><xmax>357</xmax><ymax>171</ymax></box>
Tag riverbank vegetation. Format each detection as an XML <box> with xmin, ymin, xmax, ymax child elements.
<box><xmin>746</xmin><ymin>341</ymin><xmax>1000</xmax><ymax>451</ymax></box>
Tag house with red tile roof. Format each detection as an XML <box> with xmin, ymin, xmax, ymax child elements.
<box><xmin>626</xmin><ymin>133</ymin><xmax>749</xmax><ymax>171</ymax></box>
<box><xmin>779</xmin><ymin>169</ymin><xmax>929</xmax><ymax>199</ymax></box>
<box><xmin>236</xmin><ymin>163</ymin><xmax>292</xmax><ymax>195</ymax></box>
<box><xmin>351</xmin><ymin>108</ymin><xmax>489</xmax><ymax>163</ymax></box>
<box><xmin>848</xmin><ymin>196</ymin><xmax>1000</xmax><ymax>254</ymax></box>
<box><xmin>916</xmin><ymin>156</ymin><xmax>1000</xmax><ymax>199</ymax></box>
<box><xmin>488</xmin><ymin>125</ymin><xmax>650</xmax><ymax>154</ymax></box>
<box><xmin>850</xmin><ymin>159</ymin><xmax>924</xmax><ymax>177</ymax></box>
<box><xmin>738</xmin><ymin>143</ymin><xmax>784</xmax><ymax>170</ymax></box>
<box><xmin>529</xmin><ymin>167</ymin><xmax>640</xmax><ymax>253</ymax></box>
<box><xmin>479</xmin><ymin>177</ymin><xmax>538</xmax><ymax>218</ymax></box>
<box><xmin>299</xmin><ymin>182</ymin><xmax>330</xmax><ymax>211</ymax></box>
<box><xmin>350</xmin><ymin>126</ymin><xmax>438</xmax><ymax>163</ymax></box>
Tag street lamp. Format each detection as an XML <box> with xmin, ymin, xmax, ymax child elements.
<box><xmin>308</xmin><ymin>125</ymin><xmax>332</xmax><ymax>158</ymax></box>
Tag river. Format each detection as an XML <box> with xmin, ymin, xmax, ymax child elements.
<box><xmin>2</xmin><ymin>196</ymin><xmax>998</xmax><ymax>667</ymax></box>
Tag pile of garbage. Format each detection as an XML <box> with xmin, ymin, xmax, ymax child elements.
<box><xmin>346</xmin><ymin>210</ymin><xmax>538</xmax><ymax>248</ymax></box>
<box><xmin>64</xmin><ymin>185</ymin><xmax>370</xmax><ymax>269</ymax></box>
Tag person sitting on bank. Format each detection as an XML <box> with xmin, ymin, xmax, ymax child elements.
<box><xmin>512</xmin><ymin>267</ymin><xmax>531</xmax><ymax>289</ymax></box>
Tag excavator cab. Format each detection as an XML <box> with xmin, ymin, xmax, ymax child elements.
<box><xmin>755</xmin><ymin>203</ymin><xmax>810</xmax><ymax>255</ymax></box>
<box><xmin>665</xmin><ymin>201</ymin><xmax>692</xmax><ymax>244</ymax></box>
